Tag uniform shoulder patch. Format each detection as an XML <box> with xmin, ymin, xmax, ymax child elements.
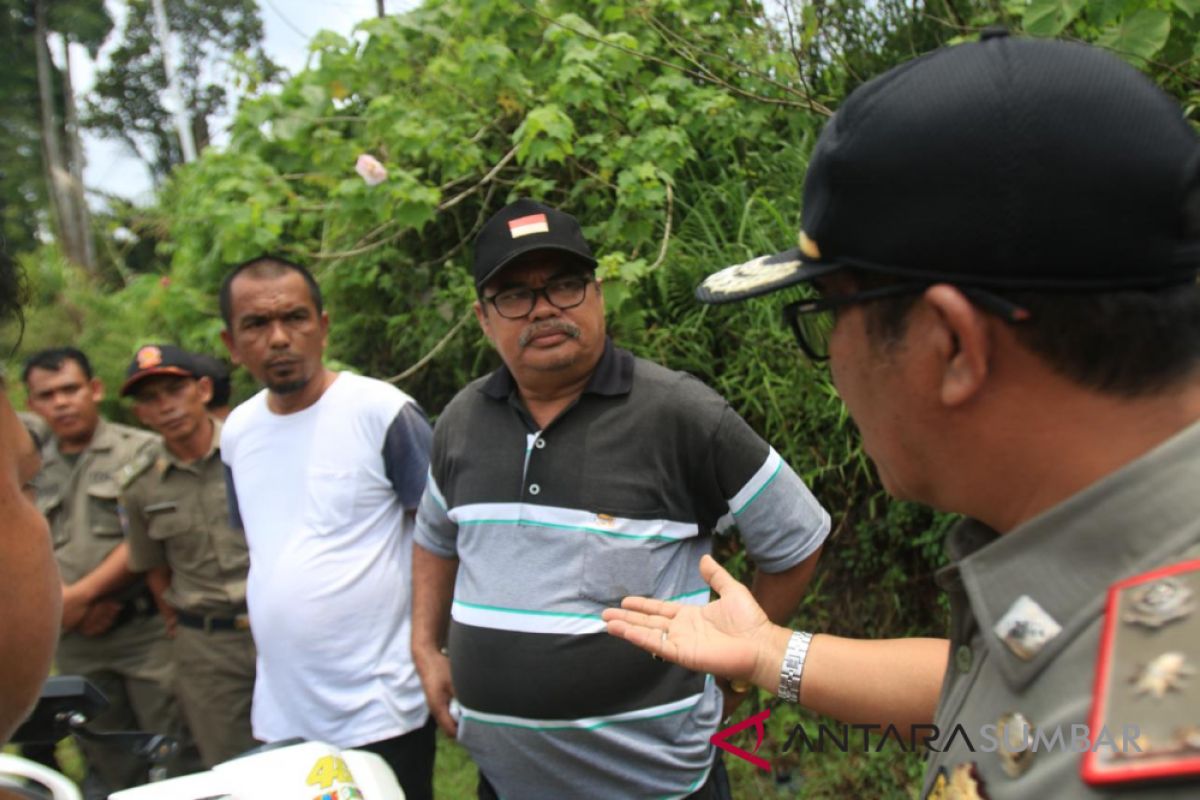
<box><xmin>1083</xmin><ymin>557</ymin><xmax>1200</xmax><ymax>788</ymax></box>
<box><xmin>117</xmin><ymin>448</ymin><xmax>157</xmax><ymax>490</ymax></box>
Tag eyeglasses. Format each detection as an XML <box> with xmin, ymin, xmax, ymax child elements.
<box><xmin>483</xmin><ymin>275</ymin><xmax>594</xmax><ymax>319</ymax></box>
<box><xmin>783</xmin><ymin>283</ymin><xmax>1031</xmax><ymax>362</ymax></box>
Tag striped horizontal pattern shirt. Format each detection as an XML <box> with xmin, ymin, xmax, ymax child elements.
<box><xmin>415</xmin><ymin>340</ymin><xmax>830</xmax><ymax>798</ymax></box>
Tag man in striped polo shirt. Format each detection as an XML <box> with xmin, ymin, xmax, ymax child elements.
<box><xmin>412</xmin><ymin>199</ymin><xmax>831</xmax><ymax>799</ymax></box>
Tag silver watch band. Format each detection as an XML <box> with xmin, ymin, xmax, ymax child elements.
<box><xmin>777</xmin><ymin>630</ymin><xmax>812</xmax><ymax>703</ymax></box>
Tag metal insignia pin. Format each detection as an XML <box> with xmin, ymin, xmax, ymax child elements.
<box><xmin>1123</xmin><ymin>578</ymin><xmax>1195</xmax><ymax>629</ymax></box>
<box><xmin>1130</xmin><ymin>652</ymin><xmax>1195</xmax><ymax>699</ymax></box>
<box><xmin>946</xmin><ymin>763</ymin><xmax>987</xmax><ymax>800</ymax></box>
<box><xmin>993</xmin><ymin>595</ymin><xmax>1063</xmax><ymax>661</ymax></box>
<box><xmin>996</xmin><ymin>712</ymin><xmax>1036</xmax><ymax>778</ymax></box>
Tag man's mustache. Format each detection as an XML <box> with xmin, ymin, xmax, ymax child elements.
<box><xmin>519</xmin><ymin>320</ymin><xmax>581</xmax><ymax>347</ymax></box>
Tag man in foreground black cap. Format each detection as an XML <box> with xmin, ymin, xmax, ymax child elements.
<box><xmin>411</xmin><ymin>199</ymin><xmax>832</xmax><ymax>798</ymax></box>
<box><xmin>604</xmin><ymin>32</ymin><xmax>1200</xmax><ymax>798</ymax></box>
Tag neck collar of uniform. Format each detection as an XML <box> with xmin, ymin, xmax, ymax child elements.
<box><xmin>943</xmin><ymin>417</ymin><xmax>1200</xmax><ymax>693</ymax></box>
<box><xmin>160</xmin><ymin>416</ymin><xmax>222</xmax><ymax>474</ymax></box>
<box><xmin>74</xmin><ymin>417</ymin><xmax>112</xmax><ymax>454</ymax></box>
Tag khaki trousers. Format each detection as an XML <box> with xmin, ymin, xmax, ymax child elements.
<box><xmin>172</xmin><ymin>624</ymin><xmax>258</xmax><ymax>766</ymax></box>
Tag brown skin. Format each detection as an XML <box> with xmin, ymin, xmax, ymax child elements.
<box><xmin>220</xmin><ymin>270</ymin><xmax>336</xmax><ymax>415</ymax></box>
<box><xmin>472</xmin><ymin>256</ymin><xmax>608</xmax><ymax>429</ymax></box>
<box><xmin>607</xmin><ymin>279</ymin><xmax>1200</xmax><ymax>727</ymax></box>
<box><xmin>24</xmin><ymin>360</ymin><xmax>103</xmax><ymax>454</ymax></box>
<box><xmin>25</xmin><ymin>361</ymin><xmax>137</xmax><ymax>635</ymax></box>
<box><xmin>128</xmin><ymin>373</ymin><xmax>215</xmax><ymax>635</ymax></box>
<box><xmin>414</xmin><ymin>252</ymin><xmax>822</xmax><ymax>735</ymax></box>
<box><xmin>0</xmin><ymin>390</ymin><xmax>61</xmax><ymax>744</ymax></box>
<box><xmin>130</xmin><ymin>374</ymin><xmax>214</xmax><ymax>462</ymax></box>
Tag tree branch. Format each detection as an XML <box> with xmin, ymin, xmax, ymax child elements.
<box><xmin>386</xmin><ymin>307</ymin><xmax>475</xmax><ymax>384</ymax></box>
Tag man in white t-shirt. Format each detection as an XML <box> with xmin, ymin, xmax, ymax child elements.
<box><xmin>218</xmin><ymin>256</ymin><xmax>434</xmax><ymax>799</ymax></box>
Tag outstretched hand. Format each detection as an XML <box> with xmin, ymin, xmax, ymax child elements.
<box><xmin>602</xmin><ymin>555</ymin><xmax>786</xmax><ymax>691</ymax></box>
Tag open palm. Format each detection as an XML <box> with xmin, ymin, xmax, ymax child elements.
<box><xmin>602</xmin><ymin>554</ymin><xmax>777</xmax><ymax>683</ymax></box>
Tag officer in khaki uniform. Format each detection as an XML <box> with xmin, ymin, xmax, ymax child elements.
<box><xmin>118</xmin><ymin>345</ymin><xmax>258</xmax><ymax>767</ymax></box>
<box><xmin>603</xmin><ymin>33</ymin><xmax>1200</xmax><ymax>799</ymax></box>
<box><xmin>23</xmin><ymin>347</ymin><xmax>189</xmax><ymax>796</ymax></box>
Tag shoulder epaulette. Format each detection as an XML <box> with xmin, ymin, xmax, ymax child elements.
<box><xmin>1083</xmin><ymin>556</ymin><xmax>1200</xmax><ymax>788</ymax></box>
<box><xmin>116</xmin><ymin>447</ymin><xmax>157</xmax><ymax>490</ymax></box>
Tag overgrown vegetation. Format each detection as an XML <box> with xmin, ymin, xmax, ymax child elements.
<box><xmin>6</xmin><ymin>0</ymin><xmax>1200</xmax><ymax>794</ymax></box>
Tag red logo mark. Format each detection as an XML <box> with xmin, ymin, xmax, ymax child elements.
<box><xmin>710</xmin><ymin>708</ymin><xmax>771</xmax><ymax>771</ymax></box>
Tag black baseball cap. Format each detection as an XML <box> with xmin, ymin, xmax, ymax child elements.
<box><xmin>120</xmin><ymin>345</ymin><xmax>200</xmax><ymax>397</ymax></box>
<box><xmin>473</xmin><ymin>199</ymin><xmax>598</xmax><ymax>290</ymax></box>
<box><xmin>697</xmin><ymin>31</ymin><xmax>1200</xmax><ymax>304</ymax></box>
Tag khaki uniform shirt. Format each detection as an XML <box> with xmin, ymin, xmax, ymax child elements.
<box><xmin>34</xmin><ymin>418</ymin><xmax>159</xmax><ymax>586</ymax></box>
<box><xmin>924</xmin><ymin>420</ymin><xmax>1200</xmax><ymax>798</ymax></box>
<box><xmin>120</xmin><ymin>417</ymin><xmax>249</xmax><ymax>615</ymax></box>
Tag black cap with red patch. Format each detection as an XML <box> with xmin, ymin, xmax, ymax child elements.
<box><xmin>473</xmin><ymin>199</ymin><xmax>598</xmax><ymax>290</ymax></box>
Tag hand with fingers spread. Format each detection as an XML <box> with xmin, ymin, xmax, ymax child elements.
<box><xmin>602</xmin><ymin>554</ymin><xmax>793</xmax><ymax>694</ymax></box>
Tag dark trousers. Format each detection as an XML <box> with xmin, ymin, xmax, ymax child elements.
<box><xmin>478</xmin><ymin>753</ymin><xmax>732</xmax><ymax>800</ymax></box>
<box><xmin>357</xmin><ymin>715</ymin><xmax>436</xmax><ymax>800</ymax></box>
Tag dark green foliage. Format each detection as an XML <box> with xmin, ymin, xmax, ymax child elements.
<box><xmin>8</xmin><ymin>0</ymin><xmax>1199</xmax><ymax>793</ymax></box>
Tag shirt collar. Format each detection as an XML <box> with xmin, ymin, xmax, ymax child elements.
<box><xmin>940</xmin><ymin>418</ymin><xmax>1200</xmax><ymax>692</ymax></box>
<box><xmin>82</xmin><ymin>418</ymin><xmax>115</xmax><ymax>453</ymax></box>
<box><xmin>479</xmin><ymin>337</ymin><xmax>634</xmax><ymax>401</ymax></box>
<box><xmin>160</xmin><ymin>416</ymin><xmax>222</xmax><ymax>475</ymax></box>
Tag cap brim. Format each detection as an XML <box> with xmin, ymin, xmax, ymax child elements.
<box><xmin>696</xmin><ymin>248</ymin><xmax>844</xmax><ymax>305</ymax></box>
<box><xmin>120</xmin><ymin>367</ymin><xmax>194</xmax><ymax>396</ymax></box>
<box><xmin>477</xmin><ymin>244</ymin><xmax>599</xmax><ymax>289</ymax></box>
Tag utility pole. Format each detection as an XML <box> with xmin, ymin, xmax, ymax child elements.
<box><xmin>150</xmin><ymin>0</ymin><xmax>197</xmax><ymax>163</ymax></box>
<box><xmin>377</xmin><ymin>0</ymin><xmax>386</xmax><ymax>17</ymax></box>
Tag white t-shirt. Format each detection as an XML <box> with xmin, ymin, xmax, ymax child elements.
<box><xmin>220</xmin><ymin>372</ymin><xmax>431</xmax><ymax>747</ymax></box>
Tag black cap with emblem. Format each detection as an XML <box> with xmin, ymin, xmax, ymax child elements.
<box><xmin>120</xmin><ymin>344</ymin><xmax>201</xmax><ymax>397</ymax></box>
<box><xmin>473</xmin><ymin>199</ymin><xmax>598</xmax><ymax>291</ymax></box>
<box><xmin>697</xmin><ymin>31</ymin><xmax>1200</xmax><ymax>304</ymax></box>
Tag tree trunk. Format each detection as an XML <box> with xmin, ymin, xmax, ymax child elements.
<box><xmin>60</xmin><ymin>36</ymin><xmax>97</xmax><ymax>273</ymax></box>
<box><xmin>34</xmin><ymin>0</ymin><xmax>86</xmax><ymax>268</ymax></box>
<box><xmin>377</xmin><ymin>0</ymin><xmax>386</xmax><ymax>17</ymax></box>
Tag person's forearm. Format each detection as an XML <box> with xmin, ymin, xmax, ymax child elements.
<box><xmin>748</xmin><ymin>631</ymin><xmax>950</xmax><ymax>728</ymax></box>
<box><xmin>750</xmin><ymin>547</ymin><xmax>821</xmax><ymax>625</ymax></box>
<box><xmin>411</xmin><ymin>544</ymin><xmax>458</xmax><ymax>654</ymax></box>
<box><xmin>67</xmin><ymin>541</ymin><xmax>137</xmax><ymax>604</ymax></box>
<box><xmin>146</xmin><ymin>566</ymin><xmax>174</xmax><ymax>614</ymax></box>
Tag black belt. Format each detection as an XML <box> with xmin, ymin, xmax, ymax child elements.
<box><xmin>176</xmin><ymin>609</ymin><xmax>251</xmax><ymax>633</ymax></box>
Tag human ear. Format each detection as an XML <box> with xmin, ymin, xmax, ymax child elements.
<box><xmin>220</xmin><ymin>329</ymin><xmax>242</xmax><ymax>366</ymax></box>
<box><xmin>473</xmin><ymin>300</ymin><xmax>495</xmax><ymax>346</ymax></box>
<box><xmin>196</xmin><ymin>376</ymin><xmax>214</xmax><ymax>406</ymax></box>
<box><xmin>923</xmin><ymin>285</ymin><xmax>991</xmax><ymax>408</ymax></box>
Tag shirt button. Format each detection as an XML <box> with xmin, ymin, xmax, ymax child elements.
<box><xmin>955</xmin><ymin>645</ymin><xmax>973</xmax><ymax>674</ymax></box>
<box><xmin>529</xmin><ymin>483</ymin><xmax>541</xmax><ymax>496</ymax></box>
<box><xmin>535</xmin><ymin>438</ymin><xmax>546</xmax><ymax>449</ymax></box>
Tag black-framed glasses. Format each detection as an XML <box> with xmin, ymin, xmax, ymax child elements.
<box><xmin>484</xmin><ymin>276</ymin><xmax>594</xmax><ymax>319</ymax></box>
<box><xmin>783</xmin><ymin>283</ymin><xmax>1032</xmax><ymax>362</ymax></box>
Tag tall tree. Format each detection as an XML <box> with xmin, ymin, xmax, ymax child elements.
<box><xmin>0</xmin><ymin>0</ymin><xmax>46</xmax><ymax>257</ymax></box>
<box><xmin>85</xmin><ymin>0</ymin><xmax>277</xmax><ymax>180</ymax></box>
<box><xmin>31</xmin><ymin>0</ymin><xmax>110</xmax><ymax>272</ymax></box>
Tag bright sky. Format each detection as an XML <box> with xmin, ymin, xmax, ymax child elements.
<box><xmin>76</xmin><ymin>0</ymin><xmax>416</xmax><ymax>204</ymax></box>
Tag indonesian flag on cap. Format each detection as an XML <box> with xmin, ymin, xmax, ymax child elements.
<box><xmin>508</xmin><ymin>213</ymin><xmax>549</xmax><ymax>239</ymax></box>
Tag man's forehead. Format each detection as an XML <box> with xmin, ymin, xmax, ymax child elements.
<box><xmin>26</xmin><ymin>362</ymin><xmax>86</xmax><ymax>389</ymax></box>
<box><xmin>230</xmin><ymin>271</ymin><xmax>317</xmax><ymax>314</ymax></box>
<box><xmin>131</xmin><ymin>374</ymin><xmax>193</xmax><ymax>398</ymax></box>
